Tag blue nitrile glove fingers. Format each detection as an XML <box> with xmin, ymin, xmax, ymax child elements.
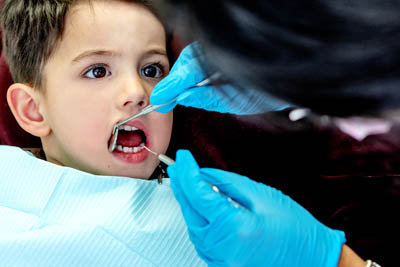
<box><xmin>168</xmin><ymin>150</ymin><xmax>253</xmax><ymax>266</ymax></box>
<box><xmin>168</xmin><ymin>150</ymin><xmax>239</xmax><ymax>265</ymax></box>
<box><xmin>168</xmin><ymin>151</ymin><xmax>208</xmax><ymax>228</ymax></box>
<box><xmin>168</xmin><ymin>149</ymin><xmax>346</xmax><ymax>267</ymax></box>
<box><xmin>151</xmin><ymin>42</ymin><xmax>290</xmax><ymax>114</ymax></box>
<box><xmin>151</xmin><ymin>43</ymin><xmax>207</xmax><ymax>113</ymax></box>
<box><xmin>168</xmin><ymin>150</ymin><xmax>238</xmax><ymax>226</ymax></box>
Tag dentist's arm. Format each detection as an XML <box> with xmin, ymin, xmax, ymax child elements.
<box><xmin>168</xmin><ymin>149</ymin><xmax>351</xmax><ymax>267</ymax></box>
<box><xmin>338</xmin><ymin>245</ymin><xmax>365</xmax><ymax>267</ymax></box>
<box><xmin>150</xmin><ymin>42</ymin><xmax>289</xmax><ymax>115</ymax></box>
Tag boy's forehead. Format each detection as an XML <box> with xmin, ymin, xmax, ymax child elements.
<box><xmin>66</xmin><ymin>0</ymin><xmax>163</xmax><ymax>33</ymax></box>
<box><xmin>59</xmin><ymin>1</ymin><xmax>166</xmax><ymax>57</ymax></box>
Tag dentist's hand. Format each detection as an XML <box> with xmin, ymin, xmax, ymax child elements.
<box><xmin>168</xmin><ymin>149</ymin><xmax>346</xmax><ymax>267</ymax></box>
<box><xmin>150</xmin><ymin>42</ymin><xmax>289</xmax><ymax>114</ymax></box>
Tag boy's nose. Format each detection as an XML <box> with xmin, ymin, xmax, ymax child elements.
<box><xmin>117</xmin><ymin>75</ymin><xmax>149</xmax><ymax>112</ymax></box>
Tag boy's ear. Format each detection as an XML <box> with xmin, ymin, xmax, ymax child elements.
<box><xmin>6</xmin><ymin>83</ymin><xmax>51</xmax><ymax>137</ymax></box>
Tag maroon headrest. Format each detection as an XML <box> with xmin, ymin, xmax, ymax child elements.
<box><xmin>0</xmin><ymin>25</ymin><xmax>41</xmax><ymax>147</ymax></box>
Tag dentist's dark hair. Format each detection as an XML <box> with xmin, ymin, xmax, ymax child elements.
<box><xmin>157</xmin><ymin>0</ymin><xmax>400</xmax><ymax>117</ymax></box>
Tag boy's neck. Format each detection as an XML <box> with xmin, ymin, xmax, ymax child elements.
<box><xmin>23</xmin><ymin>147</ymin><xmax>46</xmax><ymax>160</ymax></box>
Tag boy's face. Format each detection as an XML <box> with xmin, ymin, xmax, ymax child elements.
<box><xmin>39</xmin><ymin>1</ymin><xmax>173</xmax><ymax>178</ymax></box>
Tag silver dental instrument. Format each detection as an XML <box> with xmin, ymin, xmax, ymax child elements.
<box><xmin>108</xmin><ymin>97</ymin><xmax>177</xmax><ymax>153</ymax></box>
<box><xmin>143</xmin><ymin>145</ymin><xmax>242</xmax><ymax>209</ymax></box>
<box><xmin>108</xmin><ymin>72</ymin><xmax>221</xmax><ymax>153</ymax></box>
<box><xmin>144</xmin><ymin>145</ymin><xmax>176</xmax><ymax>166</ymax></box>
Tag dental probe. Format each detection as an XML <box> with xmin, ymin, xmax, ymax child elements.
<box><xmin>143</xmin><ymin>146</ymin><xmax>242</xmax><ymax>209</ymax></box>
<box><xmin>143</xmin><ymin>145</ymin><xmax>176</xmax><ymax>165</ymax></box>
<box><xmin>108</xmin><ymin>72</ymin><xmax>222</xmax><ymax>153</ymax></box>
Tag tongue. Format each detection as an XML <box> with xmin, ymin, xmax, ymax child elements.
<box><xmin>117</xmin><ymin>131</ymin><xmax>143</xmax><ymax>147</ymax></box>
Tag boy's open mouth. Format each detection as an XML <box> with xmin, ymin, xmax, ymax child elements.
<box><xmin>113</xmin><ymin>125</ymin><xmax>147</xmax><ymax>153</ymax></box>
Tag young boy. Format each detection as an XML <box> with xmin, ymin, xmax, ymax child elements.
<box><xmin>0</xmin><ymin>0</ymin><xmax>205</xmax><ymax>266</ymax></box>
<box><xmin>2</xmin><ymin>0</ymin><xmax>173</xmax><ymax>179</ymax></box>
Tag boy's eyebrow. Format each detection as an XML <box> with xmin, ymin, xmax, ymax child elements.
<box><xmin>72</xmin><ymin>50</ymin><xmax>121</xmax><ymax>63</ymax></box>
<box><xmin>141</xmin><ymin>48</ymin><xmax>168</xmax><ymax>58</ymax></box>
<box><xmin>72</xmin><ymin>48</ymin><xmax>167</xmax><ymax>63</ymax></box>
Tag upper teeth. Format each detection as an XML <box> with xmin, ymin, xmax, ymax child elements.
<box><xmin>118</xmin><ymin>125</ymin><xmax>139</xmax><ymax>131</ymax></box>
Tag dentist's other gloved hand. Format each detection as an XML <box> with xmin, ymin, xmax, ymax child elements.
<box><xmin>168</xmin><ymin>149</ymin><xmax>346</xmax><ymax>267</ymax></box>
<box><xmin>150</xmin><ymin>42</ymin><xmax>289</xmax><ymax>114</ymax></box>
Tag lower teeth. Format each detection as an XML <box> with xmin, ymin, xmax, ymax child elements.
<box><xmin>116</xmin><ymin>142</ymin><xmax>145</xmax><ymax>153</ymax></box>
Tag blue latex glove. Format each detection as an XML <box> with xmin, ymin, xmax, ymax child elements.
<box><xmin>150</xmin><ymin>42</ymin><xmax>289</xmax><ymax>114</ymax></box>
<box><xmin>168</xmin><ymin>150</ymin><xmax>346</xmax><ymax>267</ymax></box>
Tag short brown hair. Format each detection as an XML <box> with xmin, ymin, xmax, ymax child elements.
<box><xmin>1</xmin><ymin>0</ymin><xmax>170</xmax><ymax>90</ymax></box>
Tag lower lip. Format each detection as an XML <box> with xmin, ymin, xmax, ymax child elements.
<box><xmin>112</xmin><ymin>147</ymin><xmax>149</xmax><ymax>164</ymax></box>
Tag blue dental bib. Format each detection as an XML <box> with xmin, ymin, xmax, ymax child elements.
<box><xmin>0</xmin><ymin>145</ymin><xmax>205</xmax><ymax>267</ymax></box>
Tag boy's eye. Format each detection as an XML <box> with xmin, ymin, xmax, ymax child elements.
<box><xmin>84</xmin><ymin>65</ymin><xmax>110</xmax><ymax>79</ymax></box>
<box><xmin>141</xmin><ymin>64</ymin><xmax>164</xmax><ymax>78</ymax></box>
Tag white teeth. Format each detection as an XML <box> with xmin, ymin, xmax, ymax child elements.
<box><xmin>118</xmin><ymin>125</ymin><xmax>139</xmax><ymax>131</ymax></box>
<box><xmin>115</xmin><ymin>142</ymin><xmax>145</xmax><ymax>153</ymax></box>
